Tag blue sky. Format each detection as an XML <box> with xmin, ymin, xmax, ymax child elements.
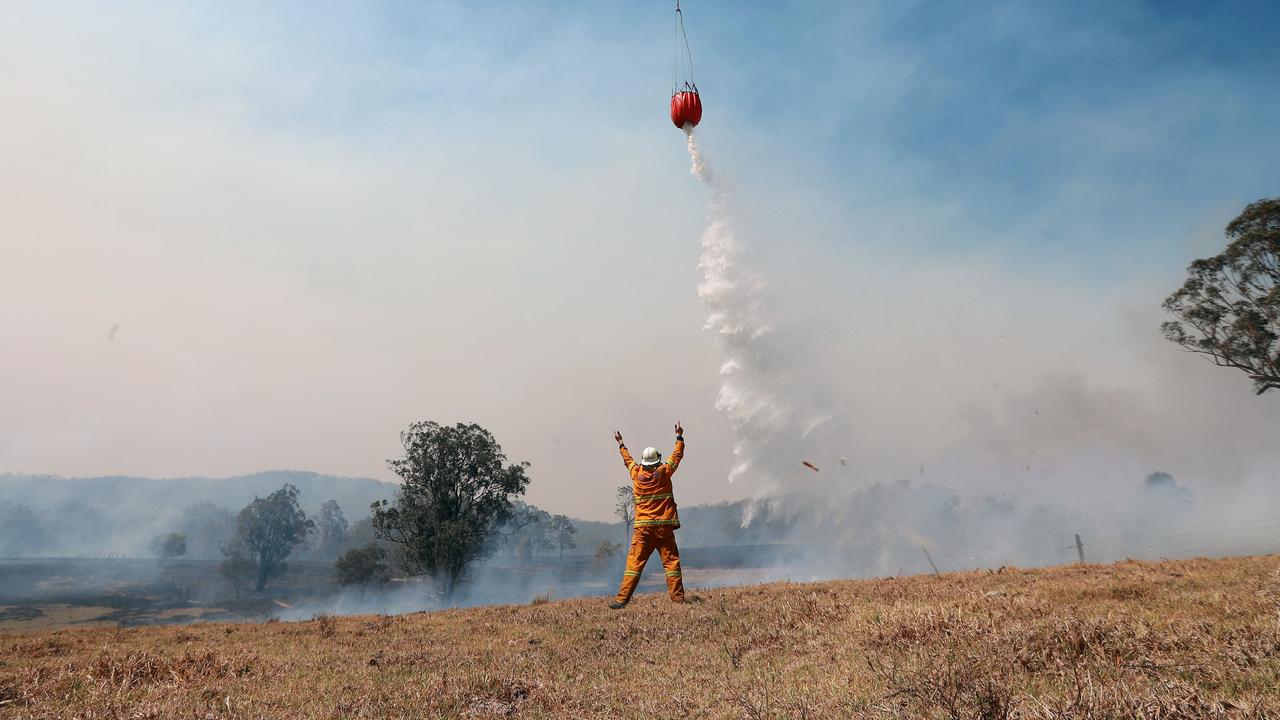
<box><xmin>27</xmin><ymin>0</ymin><xmax>1275</xmax><ymax>264</ymax></box>
<box><xmin>688</xmin><ymin>1</ymin><xmax>1280</xmax><ymax>267</ymax></box>
<box><xmin>3</xmin><ymin>1</ymin><xmax>1279</xmax><ymax>519</ymax></box>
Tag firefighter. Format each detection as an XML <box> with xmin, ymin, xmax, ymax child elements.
<box><xmin>610</xmin><ymin>422</ymin><xmax>686</xmax><ymax>609</ymax></box>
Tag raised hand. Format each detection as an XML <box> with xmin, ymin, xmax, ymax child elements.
<box><xmin>674</xmin><ymin>421</ymin><xmax>683</xmax><ymax>436</ymax></box>
<box><xmin>614</xmin><ymin>430</ymin><xmax>624</xmax><ymax>445</ymax></box>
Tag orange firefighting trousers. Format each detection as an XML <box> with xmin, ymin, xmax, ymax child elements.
<box><xmin>614</xmin><ymin>525</ymin><xmax>684</xmax><ymax>603</ymax></box>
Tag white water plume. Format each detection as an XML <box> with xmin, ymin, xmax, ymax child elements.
<box><xmin>686</xmin><ymin>128</ymin><xmax>834</xmax><ymax>523</ymax></box>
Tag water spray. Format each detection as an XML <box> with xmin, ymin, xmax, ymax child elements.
<box><xmin>685</xmin><ymin>128</ymin><xmax>823</xmax><ymax>524</ymax></box>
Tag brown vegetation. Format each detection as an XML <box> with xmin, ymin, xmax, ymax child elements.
<box><xmin>2</xmin><ymin>555</ymin><xmax>1278</xmax><ymax>718</ymax></box>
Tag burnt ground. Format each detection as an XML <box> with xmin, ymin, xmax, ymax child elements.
<box><xmin>0</xmin><ymin>548</ymin><xmax>799</xmax><ymax>631</ymax></box>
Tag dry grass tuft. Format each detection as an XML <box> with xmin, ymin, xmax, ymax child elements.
<box><xmin>4</xmin><ymin>637</ymin><xmax>72</xmax><ymax>659</ymax></box>
<box><xmin>83</xmin><ymin>648</ymin><xmax>256</xmax><ymax>689</ymax></box>
<box><xmin>313</xmin><ymin>613</ymin><xmax>337</xmax><ymax>638</ymax></box>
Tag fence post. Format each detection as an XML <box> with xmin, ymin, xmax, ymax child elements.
<box><xmin>921</xmin><ymin>546</ymin><xmax>940</xmax><ymax>577</ymax></box>
<box><xmin>1075</xmin><ymin>534</ymin><xmax>1085</xmax><ymax>564</ymax></box>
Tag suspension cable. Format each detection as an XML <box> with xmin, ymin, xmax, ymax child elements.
<box><xmin>675</xmin><ymin>0</ymin><xmax>695</xmax><ymax>91</ymax></box>
<box><xmin>673</xmin><ymin>2</ymin><xmax>679</xmax><ymax>93</ymax></box>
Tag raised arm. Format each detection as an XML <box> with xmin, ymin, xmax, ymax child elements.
<box><xmin>666</xmin><ymin>421</ymin><xmax>685</xmax><ymax>474</ymax></box>
<box><xmin>615</xmin><ymin>430</ymin><xmax>636</xmax><ymax>471</ymax></box>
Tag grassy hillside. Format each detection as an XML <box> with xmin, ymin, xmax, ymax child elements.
<box><xmin>2</xmin><ymin>555</ymin><xmax>1278</xmax><ymax>718</ymax></box>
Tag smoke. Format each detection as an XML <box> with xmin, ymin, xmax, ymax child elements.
<box><xmin>684</xmin><ymin>123</ymin><xmax>1280</xmax><ymax>561</ymax></box>
<box><xmin>0</xmin><ymin>471</ymin><xmax>394</xmax><ymax>559</ymax></box>
<box><xmin>687</xmin><ymin>128</ymin><xmax>835</xmax><ymax>521</ymax></box>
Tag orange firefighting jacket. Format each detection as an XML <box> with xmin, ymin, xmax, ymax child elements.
<box><xmin>620</xmin><ymin>438</ymin><xmax>684</xmax><ymax>529</ymax></box>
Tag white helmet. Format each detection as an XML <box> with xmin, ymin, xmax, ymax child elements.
<box><xmin>640</xmin><ymin>447</ymin><xmax>662</xmax><ymax>467</ymax></box>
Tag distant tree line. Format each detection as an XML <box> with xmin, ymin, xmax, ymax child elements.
<box><xmin>0</xmin><ymin>500</ymin><xmax>111</xmax><ymax>557</ymax></box>
<box><xmin>0</xmin><ymin>420</ymin><xmax>593</xmax><ymax>606</ymax></box>
<box><xmin>492</xmin><ymin>502</ymin><xmax>580</xmax><ymax>565</ymax></box>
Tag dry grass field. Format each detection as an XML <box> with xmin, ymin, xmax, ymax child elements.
<box><xmin>2</xmin><ymin>555</ymin><xmax>1278</xmax><ymax>719</ymax></box>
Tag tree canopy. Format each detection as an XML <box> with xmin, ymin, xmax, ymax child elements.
<box><xmin>177</xmin><ymin>502</ymin><xmax>236</xmax><ymax>560</ymax></box>
<box><xmin>234</xmin><ymin>483</ymin><xmax>314</xmax><ymax>592</ymax></box>
<box><xmin>550</xmin><ymin>514</ymin><xmax>577</xmax><ymax>561</ymax></box>
<box><xmin>148</xmin><ymin>532</ymin><xmax>187</xmax><ymax>559</ymax></box>
<box><xmin>614</xmin><ymin>485</ymin><xmax>634</xmax><ymax>545</ymax></box>
<box><xmin>495</xmin><ymin>501</ymin><xmax>554</xmax><ymax>564</ymax></box>
<box><xmin>1162</xmin><ymin>198</ymin><xmax>1280</xmax><ymax>395</ymax></box>
<box><xmin>372</xmin><ymin>421</ymin><xmax>531</xmax><ymax>600</ymax></box>
<box><xmin>334</xmin><ymin>545</ymin><xmax>391</xmax><ymax>590</ymax></box>
<box><xmin>312</xmin><ymin>499</ymin><xmax>349</xmax><ymax>560</ymax></box>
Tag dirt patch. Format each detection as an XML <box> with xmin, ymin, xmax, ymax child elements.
<box><xmin>464</xmin><ymin>679</ymin><xmax>537</xmax><ymax>718</ymax></box>
<box><xmin>0</xmin><ymin>604</ymin><xmax>116</xmax><ymax>631</ymax></box>
<box><xmin>0</xmin><ymin>606</ymin><xmax>43</xmax><ymax>623</ymax></box>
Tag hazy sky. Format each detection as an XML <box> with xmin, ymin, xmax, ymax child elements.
<box><xmin>3</xmin><ymin>1</ymin><xmax>1279</xmax><ymax>520</ymax></box>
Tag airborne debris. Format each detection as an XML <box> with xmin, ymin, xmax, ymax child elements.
<box><xmin>272</xmin><ymin>600</ymin><xmax>292</xmax><ymax>609</ymax></box>
<box><xmin>801</xmin><ymin>461</ymin><xmax>819</xmax><ymax>472</ymax></box>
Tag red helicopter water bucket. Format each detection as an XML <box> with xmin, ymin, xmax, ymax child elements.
<box><xmin>670</xmin><ymin>85</ymin><xmax>703</xmax><ymax>129</ymax></box>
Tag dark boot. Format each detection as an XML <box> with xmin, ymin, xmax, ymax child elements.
<box><xmin>608</xmin><ymin>599</ymin><xmax>629</xmax><ymax>610</ymax></box>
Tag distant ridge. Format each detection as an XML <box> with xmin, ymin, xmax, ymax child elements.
<box><xmin>0</xmin><ymin>470</ymin><xmax>399</xmax><ymax>518</ymax></box>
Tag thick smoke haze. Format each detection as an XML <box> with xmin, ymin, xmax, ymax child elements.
<box><xmin>685</xmin><ymin>124</ymin><xmax>1280</xmax><ymax>528</ymax></box>
<box><xmin>0</xmin><ymin>472</ymin><xmax>393</xmax><ymax>558</ymax></box>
